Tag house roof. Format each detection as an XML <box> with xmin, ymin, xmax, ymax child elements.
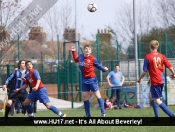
<box><xmin>2</xmin><ymin>40</ymin><xmax>94</xmax><ymax>61</ymax></box>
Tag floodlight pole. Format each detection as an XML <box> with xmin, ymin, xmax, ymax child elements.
<box><xmin>133</xmin><ymin>0</ymin><xmax>140</xmax><ymax>105</ymax></box>
<box><xmin>74</xmin><ymin>2</ymin><xmax>78</xmax><ymax>57</ymax></box>
<box><xmin>18</xmin><ymin>35</ymin><xmax>20</xmax><ymax>60</ymax></box>
<box><xmin>0</xmin><ymin>0</ymin><xmax>2</xmax><ymax>26</ymax></box>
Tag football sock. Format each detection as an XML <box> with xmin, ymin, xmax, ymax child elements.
<box><xmin>25</xmin><ymin>105</ymin><xmax>33</xmax><ymax>116</ymax></box>
<box><xmin>49</xmin><ymin>105</ymin><xmax>64</xmax><ymax>116</ymax></box>
<box><xmin>5</xmin><ymin>106</ymin><xmax>10</xmax><ymax>117</ymax></box>
<box><xmin>84</xmin><ymin>100</ymin><xmax>91</xmax><ymax>117</ymax></box>
<box><xmin>159</xmin><ymin>103</ymin><xmax>174</xmax><ymax>117</ymax></box>
<box><xmin>97</xmin><ymin>98</ymin><xmax>105</xmax><ymax>114</ymax></box>
<box><xmin>21</xmin><ymin>104</ymin><xmax>27</xmax><ymax>115</ymax></box>
<box><xmin>151</xmin><ymin>100</ymin><xmax>158</xmax><ymax>117</ymax></box>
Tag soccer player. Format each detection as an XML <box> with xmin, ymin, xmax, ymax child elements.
<box><xmin>71</xmin><ymin>45</ymin><xmax>108</xmax><ymax>117</ymax></box>
<box><xmin>15</xmin><ymin>60</ymin><xmax>66</xmax><ymax>118</ymax></box>
<box><xmin>137</xmin><ymin>40</ymin><xmax>175</xmax><ymax>119</ymax></box>
<box><xmin>106</xmin><ymin>64</ymin><xmax>125</xmax><ymax>109</ymax></box>
<box><xmin>1</xmin><ymin>60</ymin><xmax>28</xmax><ymax>120</ymax></box>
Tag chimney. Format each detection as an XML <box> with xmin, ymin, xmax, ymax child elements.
<box><xmin>97</xmin><ymin>29</ymin><xmax>100</xmax><ymax>33</ymax></box>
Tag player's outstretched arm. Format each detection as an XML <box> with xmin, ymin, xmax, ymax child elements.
<box><xmin>71</xmin><ymin>46</ymin><xmax>79</xmax><ymax>63</ymax></box>
<box><xmin>169</xmin><ymin>67</ymin><xmax>175</xmax><ymax>79</ymax></box>
<box><xmin>137</xmin><ymin>71</ymin><xmax>147</xmax><ymax>83</ymax></box>
<box><xmin>3</xmin><ymin>71</ymin><xmax>16</xmax><ymax>90</ymax></box>
<box><xmin>93</xmin><ymin>59</ymin><xmax>108</xmax><ymax>72</ymax></box>
<box><xmin>15</xmin><ymin>84</ymin><xmax>28</xmax><ymax>92</ymax></box>
<box><xmin>2</xmin><ymin>85</ymin><xmax>7</xmax><ymax>91</ymax></box>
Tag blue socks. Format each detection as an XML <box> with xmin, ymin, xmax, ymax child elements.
<box><xmin>159</xmin><ymin>103</ymin><xmax>174</xmax><ymax>117</ymax></box>
<box><xmin>84</xmin><ymin>100</ymin><xmax>91</xmax><ymax>117</ymax></box>
<box><xmin>49</xmin><ymin>105</ymin><xmax>64</xmax><ymax>117</ymax></box>
<box><xmin>151</xmin><ymin>100</ymin><xmax>158</xmax><ymax>117</ymax></box>
<box><xmin>26</xmin><ymin>104</ymin><xmax>64</xmax><ymax>117</ymax></box>
<box><xmin>25</xmin><ymin>105</ymin><xmax>33</xmax><ymax>114</ymax></box>
<box><xmin>97</xmin><ymin>98</ymin><xmax>105</xmax><ymax>114</ymax></box>
<box><xmin>84</xmin><ymin>98</ymin><xmax>105</xmax><ymax>116</ymax></box>
<box><xmin>25</xmin><ymin>104</ymin><xmax>34</xmax><ymax>117</ymax></box>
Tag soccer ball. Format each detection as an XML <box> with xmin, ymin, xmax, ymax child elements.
<box><xmin>87</xmin><ymin>3</ymin><xmax>97</xmax><ymax>12</ymax></box>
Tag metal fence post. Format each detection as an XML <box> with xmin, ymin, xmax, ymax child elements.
<box><xmin>116</xmin><ymin>41</ymin><xmax>119</xmax><ymax>60</ymax></box>
<box><xmin>138</xmin><ymin>41</ymin><xmax>141</xmax><ymax>76</ymax></box>
<box><xmin>41</xmin><ymin>52</ymin><xmax>44</xmax><ymax>80</ymax></box>
<box><xmin>158</xmin><ymin>41</ymin><xmax>162</xmax><ymax>53</ymax></box>
<box><xmin>63</xmin><ymin>42</ymin><xmax>67</xmax><ymax>100</ymax></box>
<box><xmin>111</xmin><ymin>60</ymin><xmax>114</xmax><ymax>71</ymax></box>
<box><xmin>57</xmin><ymin>35</ymin><xmax>61</xmax><ymax>99</ymax></box>
<box><xmin>164</xmin><ymin>34</ymin><xmax>168</xmax><ymax>105</ymax></box>
<box><xmin>96</xmin><ymin>34</ymin><xmax>101</xmax><ymax>83</ymax></box>
<box><xmin>7</xmin><ymin>65</ymin><xmax>10</xmax><ymax>78</ymax></box>
<box><xmin>18</xmin><ymin>35</ymin><xmax>20</xmax><ymax>61</ymax></box>
<box><xmin>70</xmin><ymin>61</ymin><xmax>74</xmax><ymax>108</ymax></box>
<box><xmin>77</xmin><ymin>41</ymin><xmax>82</xmax><ymax>101</ymax></box>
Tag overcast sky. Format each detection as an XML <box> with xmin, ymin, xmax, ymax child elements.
<box><xmin>9</xmin><ymin>0</ymin><xmax>136</xmax><ymax>41</ymax></box>
<box><xmin>74</xmin><ymin>0</ymin><xmax>121</xmax><ymax>39</ymax></box>
<box><xmin>18</xmin><ymin>0</ymin><xmax>128</xmax><ymax>40</ymax></box>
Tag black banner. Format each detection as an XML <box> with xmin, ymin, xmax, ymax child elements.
<box><xmin>0</xmin><ymin>117</ymin><xmax>175</xmax><ymax>126</ymax></box>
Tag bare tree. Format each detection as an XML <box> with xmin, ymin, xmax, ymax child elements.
<box><xmin>1</xmin><ymin>1</ymin><xmax>22</xmax><ymax>27</ymax></box>
<box><xmin>38</xmin><ymin>0</ymin><xmax>74</xmax><ymax>60</ymax></box>
<box><xmin>0</xmin><ymin>1</ymin><xmax>22</xmax><ymax>61</ymax></box>
<box><xmin>113</xmin><ymin>2</ymin><xmax>133</xmax><ymax>44</ymax></box>
<box><xmin>112</xmin><ymin>0</ymin><xmax>157</xmax><ymax>46</ymax></box>
<box><xmin>41</xmin><ymin>0</ymin><xmax>73</xmax><ymax>41</ymax></box>
<box><xmin>157</xmin><ymin>0</ymin><xmax>175</xmax><ymax>27</ymax></box>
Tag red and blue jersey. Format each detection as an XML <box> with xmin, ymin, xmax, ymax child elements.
<box><xmin>72</xmin><ymin>51</ymin><xmax>105</xmax><ymax>84</ymax></box>
<box><xmin>143</xmin><ymin>51</ymin><xmax>172</xmax><ymax>86</ymax></box>
<box><xmin>24</xmin><ymin>69</ymin><xmax>44</xmax><ymax>90</ymax></box>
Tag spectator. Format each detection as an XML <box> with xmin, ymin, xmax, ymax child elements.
<box><xmin>106</xmin><ymin>64</ymin><xmax>125</xmax><ymax>109</ymax></box>
<box><xmin>104</xmin><ymin>98</ymin><xmax>114</xmax><ymax>110</ymax></box>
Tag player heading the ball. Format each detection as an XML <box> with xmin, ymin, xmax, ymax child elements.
<box><xmin>71</xmin><ymin>45</ymin><xmax>108</xmax><ymax>117</ymax></box>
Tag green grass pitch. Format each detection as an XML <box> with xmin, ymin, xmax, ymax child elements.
<box><xmin>0</xmin><ymin>107</ymin><xmax>175</xmax><ymax>132</ymax></box>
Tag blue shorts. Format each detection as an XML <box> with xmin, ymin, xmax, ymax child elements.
<box><xmin>27</xmin><ymin>87</ymin><xmax>50</xmax><ymax>104</ymax></box>
<box><xmin>150</xmin><ymin>84</ymin><xmax>164</xmax><ymax>98</ymax></box>
<box><xmin>82</xmin><ymin>83</ymin><xmax>99</xmax><ymax>92</ymax></box>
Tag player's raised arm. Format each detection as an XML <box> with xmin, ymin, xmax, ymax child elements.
<box><xmin>71</xmin><ymin>46</ymin><xmax>79</xmax><ymax>63</ymax></box>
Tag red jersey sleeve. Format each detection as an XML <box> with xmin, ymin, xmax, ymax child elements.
<box><xmin>72</xmin><ymin>51</ymin><xmax>79</xmax><ymax>63</ymax></box>
<box><xmin>162</xmin><ymin>55</ymin><xmax>172</xmax><ymax>69</ymax></box>
<box><xmin>24</xmin><ymin>78</ymin><xmax>29</xmax><ymax>84</ymax></box>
